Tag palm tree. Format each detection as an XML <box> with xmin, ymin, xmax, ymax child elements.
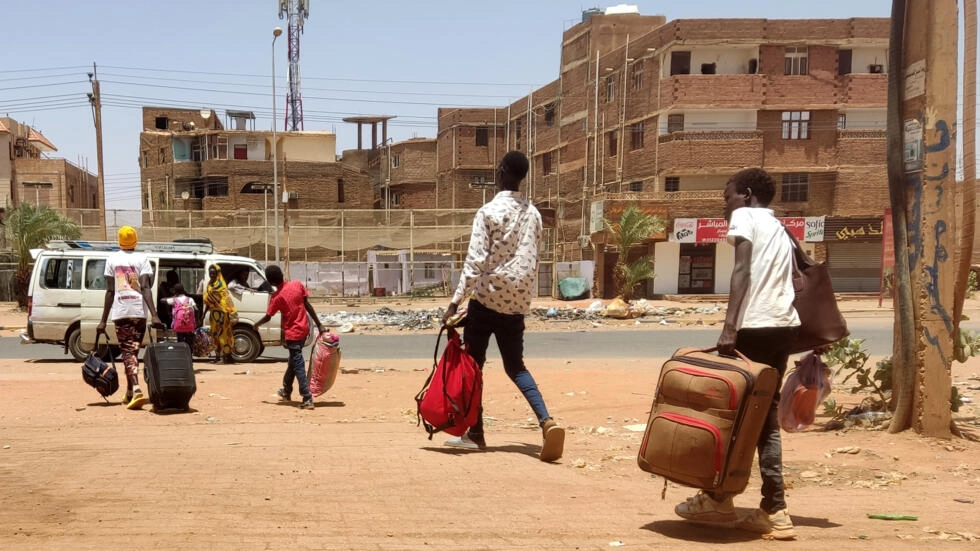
<box><xmin>6</xmin><ymin>202</ymin><xmax>81</xmax><ymax>307</ymax></box>
<box><xmin>603</xmin><ymin>204</ymin><xmax>666</xmax><ymax>301</ymax></box>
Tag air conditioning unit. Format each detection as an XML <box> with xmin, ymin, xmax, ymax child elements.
<box><xmin>577</xmin><ymin>235</ymin><xmax>591</xmax><ymax>248</ymax></box>
<box><xmin>282</xmin><ymin>191</ymin><xmax>298</xmax><ymax>203</ymax></box>
<box><xmin>869</xmin><ymin>64</ymin><xmax>884</xmax><ymax>74</ymax></box>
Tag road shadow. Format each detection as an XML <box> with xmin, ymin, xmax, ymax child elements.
<box><xmin>262</xmin><ymin>400</ymin><xmax>345</xmax><ymax>408</ymax></box>
<box><xmin>641</xmin><ymin>512</ymin><xmax>841</xmax><ymax>542</ymax></box>
<box><xmin>24</xmin><ymin>358</ymin><xmax>75</xmax><ymax>364</ymax></box>
<box><xmin>421</xmin><ymin>441</ymin><xmax>540</xmax><ymax>459</ymax></box>
<box><xmin>85</xmin><ymin>399</ymin><xmax>124</xmax><ymax>407</ymax></box>
<box><xmin>641</xmin><ymin>519</ymin><xmax>759</xmax><ymax>543</ymax></box>
<box><xmin>149</xmin><ymin>406</ymin><xmax>199</xmax><ymax>415</ymax></box>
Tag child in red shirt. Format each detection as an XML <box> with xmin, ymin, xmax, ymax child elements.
<box><xmin>253</xmin><ymin>265</ymin><xmax>326</xmax><ymax>409</ymax></box>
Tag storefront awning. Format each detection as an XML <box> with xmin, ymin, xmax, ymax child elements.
<box><xmin>669</xmin><ymin>216</ymin><xmax>827</xmax><ymax>243</ymax></box>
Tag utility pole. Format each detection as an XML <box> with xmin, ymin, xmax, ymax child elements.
<box><xmin>87</xmin><ymin>63</ymin><xmax>107</xmax><ymax>240</ymax></box>
<box><xmin>890</xmin><ymin>0</ymin><xmax>961</xmax><ymax>437</ymax></box>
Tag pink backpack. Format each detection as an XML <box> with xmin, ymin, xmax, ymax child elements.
<box><xmin>172</xmin><ymin>296</ymin><xmax>196</xmax><ymax>333</ymax></box>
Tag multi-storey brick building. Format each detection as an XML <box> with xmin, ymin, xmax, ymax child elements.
<box><xmin>433</xmin><ymin>9</ymin><xmax>891</xmax><ymax>296</ymax></box>
<box><xmin>1</xmin><ymin>117</ymin><xmax>98</xmax><ymax>211</ymax></box>
<box><xmin>377</xmin><ymin>138</ymin><xmax>437</xmax><ymax>210</ymax></box>
<box><xmin>139</xmin><ymin>107</ymin><xmax>372</xmax><ymax>222</ymax></box>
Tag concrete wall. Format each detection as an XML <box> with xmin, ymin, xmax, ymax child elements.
<box><xmin>282</xmin><ymin>134</ymin><xmax>336</xmax><ymax>162</ymax></box>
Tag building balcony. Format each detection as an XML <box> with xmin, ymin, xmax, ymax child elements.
<box><xmin>657</xmin><ymin>130</ymin><xmax>764</xmax><ymax>172</ymax></box>
<box><xmin>838</xmin><ymin>129</ymin><xmax>887</xmax><ymax>165</ymax></box>
<box><xmin>840</xmin><ymin>74</ymin><xmax>887</xmax><ymax>106</ymax></box>
<box><xmin>664</xmin><ymin>75</ymin><xmax>765</xmax><ymax>108</ymax></box>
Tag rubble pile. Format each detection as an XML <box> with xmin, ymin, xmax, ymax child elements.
<box><xmin>317</xmin><ymin>302</ymin><xmax>725</xmax><ymax>332</ymax></box>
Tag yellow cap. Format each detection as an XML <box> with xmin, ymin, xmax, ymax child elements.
<box><xmin>118</xmin><ymin>226</ymin><xmax>138</xmax><ymax>250</ymax></box>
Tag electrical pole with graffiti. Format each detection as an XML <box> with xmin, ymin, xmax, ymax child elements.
<box><xmin>889</xmin><ymin>0</ymin><xmax>977</xmax><ymax>437</ymax></box>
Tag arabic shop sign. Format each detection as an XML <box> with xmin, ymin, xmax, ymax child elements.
<box><xmin>824</xmin><ymin>218</ymin><xmax>884</xmax><ymax>241</ymax></box>
<box><xmin>670</xmin><ymin>216</ymin><xmax>827</xmax><ymax>243</ymax></box>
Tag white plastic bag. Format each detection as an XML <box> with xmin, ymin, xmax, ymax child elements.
<box><xmin>778</xmin><ymin>351</ymin><xmax>832</xmax><ymax>432</ymax></box>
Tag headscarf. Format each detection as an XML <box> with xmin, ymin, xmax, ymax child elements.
<box><xmin>203</xmin><ymin>265</ymin><xmax>237</xmax><ymax>314</ymax></box>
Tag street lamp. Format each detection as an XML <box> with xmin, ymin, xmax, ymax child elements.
<box><xmin>272</xmin><ymin>26</ymin><xmax>282</xmax><ymax>264</ymax></box>
<box><xmin>383</xmin><ymin>137</ymin><xmax>394</xmax><ymax>211</ymax></box>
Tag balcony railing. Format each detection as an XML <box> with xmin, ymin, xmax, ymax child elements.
<box><xmin>838</xmin><ymin>129</ymin><xmax>887</xmax><ymax>139</ymax></box>
<box><xmin>658</xmin><ymin>130</ymin><xmax>763</xmax><ymax>143</ymax></box>
<box><xmin>592</xmin><ymin>190</ymin><xmax>724</xmax><ymax>202</ymax></box>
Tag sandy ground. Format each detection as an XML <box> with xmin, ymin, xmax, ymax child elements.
<box><xmin>0</xmin><ymin>298</ymin><xmax>978</xmax><ymax>550</ymax></box>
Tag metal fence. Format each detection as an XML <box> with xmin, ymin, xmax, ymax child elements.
<box><xmin>6</xmin><ymin>208</ymin><xmax>595</xmax><ymax>300</ymax></box>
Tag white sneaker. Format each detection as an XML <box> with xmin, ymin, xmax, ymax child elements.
<box><xmin>736</xmin><ymin>508</ymin><xmax>797</xmax><ymax>540</ymax></box>
<box><xmin>674</xmin><ymin>491</ymin><xmax>737</xmax><ymax>523</ymax></box>
<box><xmin>444</xmin><ymin>435</ymin><xmax>482</xmax><ymax>450</ymax></box>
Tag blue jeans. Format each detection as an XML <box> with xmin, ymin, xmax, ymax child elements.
<box><xmin>712</xmin><ymin>326</ymin><xmax>798</xmax><ymax>513</ymax></box>
<box><xmin>462</xmin><ymin>300</ymin><xmax>551</xmax><ymax>436</ymax></box>
<box><xmin>282</xmin><ymin>340</ymin><xmax>311</xmax><ymax>402</ymax></box>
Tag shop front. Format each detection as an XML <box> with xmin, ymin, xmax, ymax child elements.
<box><xmin>824</xmin><ymin>217</ymin><xmax>884</xmax><ymax>292</ymax></box>
<box><xmin>654</xmin><ymin>216</ymin><xmax>827</xmax><ymax>295</ymax></box>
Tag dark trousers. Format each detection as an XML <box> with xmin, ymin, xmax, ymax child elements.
<box><xmin>282</xmin><ymin>340</ymin><xmax>312</xmax><ymax>401</ymax></box>
<box><xmin>713</xmin><ymin>326</ymin><xmax>798</xmax><ymax>513</ymax></box>
<box><xmin>176</xmin><ymin>331</ymin><xmax>194</xmax><ymax>348</ymax></box>
<box><xmin>462</xmin><ymin>300</ymin><xmax>550</xmax><ymax>436</ymax></box>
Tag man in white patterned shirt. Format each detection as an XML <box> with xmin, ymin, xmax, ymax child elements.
<box><xmin>442</xmin><ymin>150</ymin><xmax>565</xmax><ymax>462</ymax></box>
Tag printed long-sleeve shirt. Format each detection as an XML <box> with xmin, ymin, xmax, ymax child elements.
<box><xmin>452</xmin><ymin>190</ymin><xmax>541</xmax><ymax>315</ymax></box>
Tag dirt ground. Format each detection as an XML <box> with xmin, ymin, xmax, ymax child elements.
<box><xmin>0</xmin><ymin>298</ymin><xmax>978</xmax><ymax>550</ymax></box>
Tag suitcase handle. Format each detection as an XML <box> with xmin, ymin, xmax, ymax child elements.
<box><xmin>691</xmin><ymin>347</ymin><xmax>753</xmax><ymax>369</ymax></box>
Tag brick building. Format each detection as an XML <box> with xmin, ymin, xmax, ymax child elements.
<box><xmin>377</xmin><ymin>138</ymin><xmax>437</xmax><ymax>210</ymax></box>
<box><xmin>0</xmin><ymin>117</ymin><xmax>98</xmax><ymax>211</ymax></box>
<box><xmin>432</xmin><ymin>9</ymin><xmax>891</xmax><ymax>296</ymax></box>
<box><xmin>139</xmin><ymin>107</ymin><xmax>372</xmax><ymax>224</ymax></box>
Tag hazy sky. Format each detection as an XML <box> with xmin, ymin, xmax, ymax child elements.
<box><xmin>2</xmin><ymin>1</ymin><xmax>898</xmax><ymax>210</ymax></box>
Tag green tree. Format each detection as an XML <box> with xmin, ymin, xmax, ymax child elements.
<box><xmin>6</xmin><ymin>202</ymin><xmax>81</xmax><ymax>307</ymax></box>
<box><xmin>603</xmin><ymin>204</ymin><xmax>666</xmax><ymax>301</ymax></box>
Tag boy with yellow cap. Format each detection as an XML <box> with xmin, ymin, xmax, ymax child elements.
<box><xmin>96</xmin><ymin>226</ymin><xmax>164</xmax><ymax>409</ymax></box>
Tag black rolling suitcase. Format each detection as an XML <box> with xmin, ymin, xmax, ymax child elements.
<box><xmin>144</xmin><ymin>332</ymin><xmax>196</xmax><ymax>411</ymax></box>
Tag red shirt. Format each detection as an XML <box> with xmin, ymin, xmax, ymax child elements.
<box><xmin>266</xmin><ymin>280</ymin><xmax>310</xmax><ymax>341</ymax></box>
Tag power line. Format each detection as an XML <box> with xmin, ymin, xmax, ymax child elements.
<box><xmin>99</xmin><ymin>79</ymin><xmax>501</xmax><ymax>107</ymax></box>
<box><xmin>98</xmin><ymin>72</ymin><xmax>519</xmax><ymax>99</ymax></box>
<box><xmin>0</xmin><ymin>66</ymin><xmax>89</xmax><ymax>74</ymax></box>
<box><xmin>99</xmin><ymin>64</ymin><xmax>541</xmax><ymax>88</ymax></box>
<box><xmin>0</xmin><ymin>72</ymin><xmax>87</xmax><ymax>83</ymax></box>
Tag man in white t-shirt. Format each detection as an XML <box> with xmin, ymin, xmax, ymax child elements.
<box><xmin>96</xmin><ymin>226</ymin><xmax>164</xmax><ymax>410</ymax></box>
<box><xmin>674</xmin><ymin>168</ymin><xmax>801</xmax><ymax>540</ymax></box>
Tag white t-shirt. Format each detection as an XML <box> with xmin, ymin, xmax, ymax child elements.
<box><xmin>726</xmin><ymin>207</ymin><xmax>801</xmax><ymax>330</ymax></box>
<box><xmin>104</xmin><ymin>250</ymin><xmax>154</xmax><ymax>321</ymax></box>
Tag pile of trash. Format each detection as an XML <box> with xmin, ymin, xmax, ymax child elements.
<box><xmin>319</xmin><ymin>307</ymin><xmax>439</xmax><ymax>332</ymax></box>
<box><xmin>317</xmin><ymin>300</ymin><xmax>725</xmax><ymax>332</ymax></box>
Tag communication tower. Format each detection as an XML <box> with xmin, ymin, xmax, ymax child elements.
<box><xmin>279</xmin><ymin>0</ymin><xmax>309</xmax><ymax>131</ymax></box>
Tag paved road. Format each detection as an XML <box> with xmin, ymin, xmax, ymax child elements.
<box><xmin>8</xmin><ymin>317</ymin><xmax>976</xmax><ymax>361</ymax></box>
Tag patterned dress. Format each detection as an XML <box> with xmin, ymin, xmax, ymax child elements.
<box><xmin>203</xmin><ymin>266</ymin><xmax>238</xmax><ymax>360</ymax></box>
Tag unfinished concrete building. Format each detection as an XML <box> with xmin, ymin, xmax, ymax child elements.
<box><xmin>138</xmin><ymin>107</ymin><xmax>372</xmax><ymax>219</ymax></box>
<box><xmin>1</xmin><ymin>117</ymin><xmax>98</xmax><ymax>212</ymax></box>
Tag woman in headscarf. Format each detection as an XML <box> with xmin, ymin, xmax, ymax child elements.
<box><xmin>202</xmin><ymin>264</ymin><xmax>238</xmax><ymax>364</ymax></box>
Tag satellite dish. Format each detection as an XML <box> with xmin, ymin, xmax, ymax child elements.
<box><xmin>181</xmin><ymin>191</ymin><xmax>190</xmax><ymax>200</ymax></box>
<box><xmin>200</xmin><ymin>109</ymin><xmax>211</xmax><ymax>119</ymax></box>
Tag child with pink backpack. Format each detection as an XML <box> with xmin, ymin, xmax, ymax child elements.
<box><xmin>165</xmin><ymin>283</ymin><xmax>198</xmax><ymax>348</ymax></box>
